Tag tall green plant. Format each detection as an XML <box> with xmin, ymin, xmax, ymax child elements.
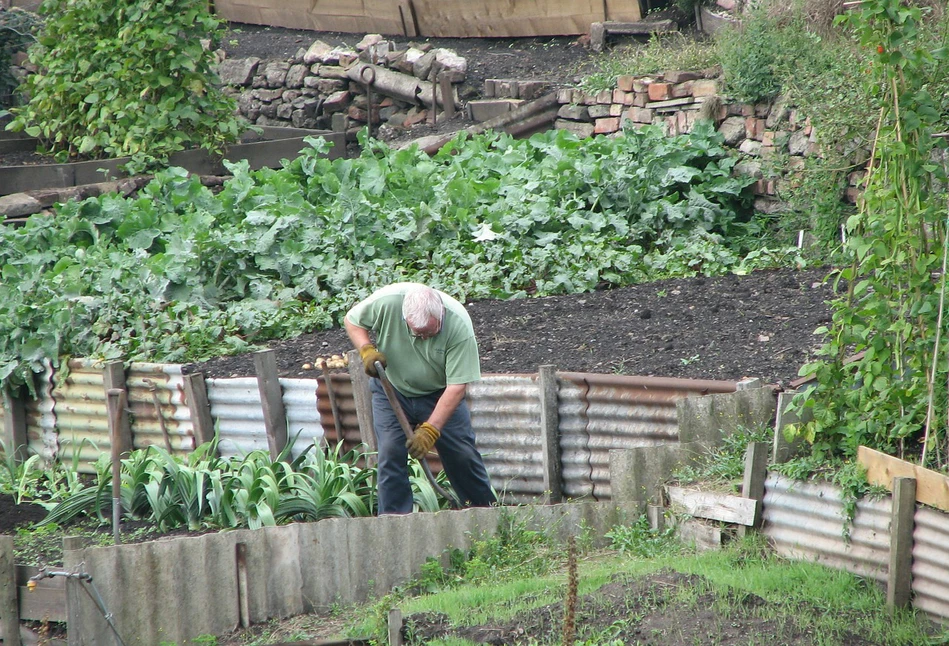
<box><xmin>6</xmin><ymin>0</ymin><xmax>245</xmax><ymax>173</ymax></box>
<box><xmin>791</xmin><ymin>0</ymin><xmax>949</xmax><ymax>467</ymax></box>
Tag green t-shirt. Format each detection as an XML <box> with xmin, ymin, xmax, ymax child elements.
<box><xmin>346</xmin><ymin>283</ymin><xmax>481</xmax><ymax>397</ymax></box>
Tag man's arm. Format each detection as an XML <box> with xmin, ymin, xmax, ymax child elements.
<box><xmin>344</xmin><ymin>316</ymin><xmax>372</xmax><ymax>349</ymax></box>
<box><xmin>428</xmin><ymin>383</ymin><xmax>467</xmax><ymax>430</ymax></box>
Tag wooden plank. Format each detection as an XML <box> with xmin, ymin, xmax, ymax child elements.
<box><xmin>183</xmin><ymin>373</ymin><xmax>215</xmax><ymax>449</ymax></box>
<box><xmin>18</xmin><ymin>586</ymin><xmax>66</xmax><ymax>623</ymax></box>
<box><xmin>666</xmin><ymin>485</ymin><xmax>759</xmax><ymax>526</ymax></box>
<box><xmin>539</xmin><ymin>365</ymin><xmax>562</xmax><ymax>504</ymax></box>
<box><xmin>412</xmin><ymin>0</ymin><xmax>603</xmax><ymax>37</ymax></box>
<box><xmin>887</xmin><ymin>476</ymin><xmax>916</xmax><ymax>611</ymax></box>
<box><xmin>676</xmin><ymin>518</ymin><xmax>721</xmax><ymax>551</ymax></box>
<box><xmin>254</xmin><ymin>350</ymin><xmax>288</xmax><ymax>460</ymax></box>
<box><xmin>738</xmin><ymin>441</ymin><xmax>770</xmax><ymax>537</ymax></box>
<box><xmin>0</xmin><ymin>536</ymin><xmax>21</xmax><ymax>646</ymax></box>
<box><xmin>858</xmin><ymin>445</ymin><xmax>949</xmax><ymax>513</ymax></box>
<box><xmin>2</xmin><ymin>387</ymin><xmax>28</xmax><ymax>463</ymax></box>
<box><xmin>347</xmin><ymin>349</ymin><xmax>376</xmax><ymax>459</ymax></box>
<box><xmin>102</xmin><ymin>361</ymin><xmax>132</xmax><ymax>456</ymax></box>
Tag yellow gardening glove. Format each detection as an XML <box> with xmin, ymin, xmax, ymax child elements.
<box><xmin>406</xmin><ymin>422</ymin><xmax>440</xmax><ymax>459</ymax></box>
<box><xmin>359</xmin><ymin>343</ymin><xmax>386</xmax><ymax>377</ymax></box>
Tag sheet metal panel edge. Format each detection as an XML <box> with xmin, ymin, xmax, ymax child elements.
<box><xmin>912</xmin><ymin>506</ymin><xmax>949</xmax><ymax>622</ymax></box>
<box><xmin>761</xmin><ymin>473</ymin><xmax>889</xmax><ymax>583</ymax></box>
<box><xmin>558</xmin><ymin>372</ymin><xmax>738</xmax><ymax>501</ymax></box>
<box><xmin>468</xmin><ymin>375</ymin><xmax>546</xmax><ymax>503</ymax></box>
<box><xmin>206</xmin><ymin>377</ymin><xmax>323</xmax><ymax>459</ymax></box>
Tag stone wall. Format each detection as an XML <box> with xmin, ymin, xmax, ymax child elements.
<box><xmin>550</xmin><ymin>73</ymin><xmax>865</xmax><ymax>211</ymax></box>
<box><xmin>216</xmin><ymin>34</ymin><xmax>467</xmax><ymax>143</ymax></box>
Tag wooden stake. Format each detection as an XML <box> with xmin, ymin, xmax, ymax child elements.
<box><xmin>0</xmin><ymin>536</ymin><xmax>21</xmax><ymax>646</ymax></box>
<box><xmin>887</xmin><ymin>476</ymin><xmax>916</xmax><ymax>611</ymax></box>
<box><xmin>254</xmin><ymin>350</ymin><xmax>288</xmax><ymax>460</ymax></box>
<box><xmin>539</xmin><ymin>365</ymin><xmax>562</xmax><ymax>503</ymax></box>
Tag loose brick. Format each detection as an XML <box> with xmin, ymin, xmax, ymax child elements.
<box><xmin>625</xmin><ymin>106</ymin><xmax>654</xmax><ymax>123</ymax></box>
<box><xmin>596</xmin><ymin>89</ymin><xmax>613</xmax><ymax>104</ymax></box>
<box><xmin>672</xmin><ymin>81</ymin><xmax>693</xmax><ymax>99</ymax></box>
<box><xmin>588</xmin><ymin>104</ymin><xmax>612</xmax><ymax>119</ymax></box>
<box><xmin>617</xmin><ymin>75</ymin><xmax>636</xmax><ymax>92</ymax></box>
<box><xmin>609</xmin><ymin>103</ymin><xmax>624</xmax><ymax>117</ymax></box>
<box><xmin>631</xmin><ymin>92</ymin><xmax>647</xmax><ymax>108</ymax></box>
<box><xmin>558</xmin><ymin>104</ymin><xmax>589</xmax><ymax>120</ymax></box>
<box><xmin>594</xmin><ymin>117</ymin><xmax>621</xmax><ymax>134</ymax></box>
<box><xmin>664</xmin><ymin>70</ymin><xmax>701</xmax><ymax>83</ymax></box>
<box><xmin>557</xmin><ymin>88</ymin><xmax>574</xmax><ymax>103</ymax></box>
<box><xmin>648</xmin><ymin>82</ymin><xmax>672</xmax><ymax>101</ymax></box>
<box><xmin>691</xmin><ymin>79</ymin><xmax>718</xmax><ymax>97</ymax></box>
<box><xmin>556</xmin><ymin>119</ymin><xmax>595</xmax><ymax>138</ymax></box>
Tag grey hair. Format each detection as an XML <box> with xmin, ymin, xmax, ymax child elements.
<box><xmin>402</xmin><ymin>285</ymin><xmax>444</xmax><ymax>328</ymax></box>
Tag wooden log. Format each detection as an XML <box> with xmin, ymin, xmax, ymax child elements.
<box><xmin>858</xmin><ymin>445</ymin><xmax>949</xmax><ymax>512</ymax></box>
<box><xmin>254</xmin><ymin>350</ymin><xmax>288</xmax><ymax>460</ymax></box>
<box><xmin>183</xmin><ymin>372</ymin><xmax>215</xmax><ymax>450</ymax></box>
<box><xmin>0</xmin><ymin>536</ymin><xmax>21</xmax><ymax>646</ymax></box>
<box><xmin>539</xmin><ymin>365</ymin><xmax>562</xmax><ymax>504</ymax></box>
<box><xmin>666</xmin><ymin>485</ymin><xmax>759</xmax><ymax>526</ymax></box>
<box><xmin>345</xmin><ymin>63</ymin><xmax>456</xmax><ymax>110</ymax></box>
<box><xmin>887</xmin><ymin>476</ymin><xmax>916</xmax><ymax>611</ymax></box>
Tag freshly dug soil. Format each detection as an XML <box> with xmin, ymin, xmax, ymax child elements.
<box><xmin>184</xmin><ymin>267</ymin><xmax>838</xmax><ymax>390</ymax></box>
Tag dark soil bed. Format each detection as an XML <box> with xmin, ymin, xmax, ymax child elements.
<box><xmin>184</xmin><ymin>267</ymin><xmax>837</xmax><ymax>390</ymax></box>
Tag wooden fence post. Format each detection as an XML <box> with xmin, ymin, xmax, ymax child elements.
<box><xmin>1</xmin><ymin>387</ymin><xmax>28</xmax><ymax>463</ymax></box>
<box><xmin>253</xmin><ymin>350</ymin><xmax>288</xmax><ymax>460</ymax></box>
<box><xmin>539</xmin><ymin>365</ymin><xmax>562</xmax><ymax>504</ymax></box>
<box><xmin>738</xmin><ymin>441</ymin><xmax>770</xmax><ymax>537</ymax></box>
<box><xmin>887</xmin><ymin>476</ymin><xmax>916</xmax><ymax>611</ymax></box>
<box><xmin>388</xmin><ymin>608</ymin><xmax>404</xmax><ymax>646</ymax></box>
<box><xmin>347</xmin><ymin>349</ymin><xmax>376</xmax><ymax>458</ymax></box>
<box><xmin>102</xmin><ymin>361</ymin><xmax>132</xmax><ymax>456</ymax></box>
<box><xmin>64</xmin><ymin>536</ymin><xmax>89</xmax><ymax>646</ymax></box>
<box><xmin>183</xmin><ymin>372</ymin><xmax>216</xmax><ymax>450</ymax></box>
<box><xmin>0</xmin><ymin>536</ymin><xmax>21</xmax><ymax>646</ymax></box>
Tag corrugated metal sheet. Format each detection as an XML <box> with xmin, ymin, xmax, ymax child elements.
<box><xmin>316</xmin><ymin>371</ymin><xmax>365</xmax><ymax>453</ymax></box>
<box><xmin>912</xmin><ymin>506</ymin><xmax>949</xmax><ymax>621</ymax></box>
<box><xmin>126</xmin><ymin>362</ymin><xmax>195</xmax><ymax>455</ymax></box>
<box><xmin>468</xmin><ymin>374</ymin><xmax>544</xmax><ymax>504</ymax></box>
<box><xmin>22</xmin><ymin>359</ymin><xmax>197</xmax><ymax>472</ymax></box>
<box><xmin>762</xmin><ymin>473</ymin><xmax>890</xmax><ymax>583</ymax></box>
<box><xmin>558</xmin><ymin>373</ymin><xmax>738</xmax><ymax>501</ymax></box>
<box><xmin>206</xmin><ymin>377</ymin><xmax>323</xmax><ymax>459</ymax></box>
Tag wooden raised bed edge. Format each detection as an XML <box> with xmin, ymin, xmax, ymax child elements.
<box><xmin>0</xmin><ymin>127</ymin><xmax>347</xmax><ymax>197</ymax></box>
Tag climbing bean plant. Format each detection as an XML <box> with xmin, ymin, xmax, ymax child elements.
<box><xmin>791</xmin><ymin>0</ymin><xmax>949</xmax><ymax>468</ymax></box>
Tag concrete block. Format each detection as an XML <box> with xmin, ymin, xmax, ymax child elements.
<box><xmin>555</xmin><ymin>119</ymin><xmax>595</xmax><ymax>138</ymax></box>
<box><xmin>467</xmin><ymin>99</ymin><xmax>522</xmax><ymax>122</ymax></box>
<box><xmin>557</xmin><ymin>104</ymin><xmax>589</xmax><ymax>120</ymax></box>
<box><xmin>610</xmin><ymin>445</ymin><xmax>686</xmax><ymax>509</ymax></box>
<box><xmin>677</xmin><ymin>387</ymin><xmax>777</xmax><ymax>456</ymax></box>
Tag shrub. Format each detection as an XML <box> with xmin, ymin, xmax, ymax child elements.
<box><xmin>6</xmin><ymin>0</ymin><xmax>246</xmax><ymax>173</ymax></box>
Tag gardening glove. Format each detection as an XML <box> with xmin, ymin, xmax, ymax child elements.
<box><xmin>406</xmin><ymin>422</ymin><xmax>440</xmax><ymax>460</ymax></box>
<box><xmin>359</xmin><ymin>343</ymin><xmax>386</xmax><ymax>377</ymax></box>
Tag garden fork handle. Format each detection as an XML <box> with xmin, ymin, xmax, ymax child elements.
<box><xmin>374</xmin><ymin>361</ymin><xmax>461</xmax><ymax>509</ymax></box>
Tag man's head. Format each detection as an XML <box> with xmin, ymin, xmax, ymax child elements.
<box><xmin>402</xmin><ymin>285</ymin><xmax>445</xmax><ymax>340</ymax></box>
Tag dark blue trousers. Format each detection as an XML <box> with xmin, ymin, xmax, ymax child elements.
<box><xmin>370</xmin><ymin>379</ymin><xmax>496</xmax><ymax>514</ymax></box>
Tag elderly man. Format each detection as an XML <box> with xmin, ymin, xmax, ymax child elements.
<box><xmin>344</xmin><ymin>283</ymin><xmax>496</xmax><ymax>514</ymax></box>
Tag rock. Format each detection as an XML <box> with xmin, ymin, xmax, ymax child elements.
<box><xmin>717</xmin><ymin>116</ymin><xmax>746</xmax><ymax>145</ymax></box>
<box><xmin>285</xmin><ymin>63</ymin><xmax>309</xmax><ymax>89</ymax></box>
<box><xmin>356</xmin><ymin>34</ymin><xmax>384</xmax><ymax>51</ymax></box>
<box><xmin>216</xmin><ymin>57</ymin><xmax>260</xmax><ymax>86</ymax></box>
<box><xmin>303</xmin><ymin>40</ymin><xmax>333</xmax><ymax>65</ymax></box>
<box><xmin>263</xmin><ymin>61</ymin><xmax>290</xmax><ymax>88</ymax></box>
<box><xmin>0</xmin><ymin>193</ymin><xmax>43</xmax><ymax>218</ymax></box>
<box><xmin>413</xmin><ymin>51</ymin><xmax>436</xmax><ymax>80</ymax></box>
<box><xmin>432</xmin><ymin>48</ymin><xmax>467</xmax><ymax>82</ymax></box>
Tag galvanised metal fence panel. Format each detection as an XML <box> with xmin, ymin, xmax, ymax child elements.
<box><xmin>912</xmin><ymin>506</ymin><xmax>949</xmax><ymax>622</ymax></box>
<box><xmin>280</xmin><ymin>378</ymin><xmax>325</xmax><ymax>456</ymax></box>
<box><xmin>557</xmin><ymin>373</ymin><xmax>738</xmax><ymax>501</ymax></box>
<box><xmin>126</xmin><ymin>362</ymin><xmax>195</xmax><ymax>455</ymax></box>
<box><xmin>762</xmin><ymin>473</ymin><xmax>890</xmax><ymax>583</ymax></box>
<box><xmin>468</xmin><ymin>374</ymin><xmax>546</xmax><ymax>504</ymax></box>
<box><xmin>205</xmin><ymin>377</ymin><xmax>324</xmax><ymax>459</ymax></box>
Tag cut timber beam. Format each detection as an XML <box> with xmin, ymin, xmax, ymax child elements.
<box><xmin>666</xmin><ymin>486</ymin><xmax>759</xmax><ymax>526</ymax></box>
<box><xmin>858</xmin><ymin>445</ymin><xmax>949</xmax><ymax>513</ymax></box>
